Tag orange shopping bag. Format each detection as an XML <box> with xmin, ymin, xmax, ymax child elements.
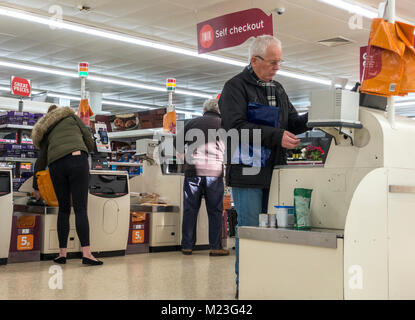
<box><xmin>35</xmin><ymin>170</ymin><xmax>58</xmax><ymax>207</ymax></box>
<box><xmin>17</xmin><ymin>216</ymin><xmax>36</xmax><ymax>228</ymax></box>
<box><xmin>163</xmin><ymin>110</ymin><xmax>176</xmax><ymax>134</ymax></box>
<box><xmin>362</xmin><ymin>18</ymin><xmax>406</xmax><ymax>97</ymax></box>
<box><xmin>77</xmin><ymin>99</ymin><xmax>94</xmax><ymax>126</ymax></box>
<box><xmin>395</xmin><ymin>21</ymin><xmax>415</xmax><ymax>95</ymax></box>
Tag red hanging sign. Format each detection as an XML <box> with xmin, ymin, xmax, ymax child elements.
<box><xmin>197</xmin><ymin>8</ymin><xmax>274</xmax><ymax>54</ymax></box>
<box><xmin>11</xmin><ymin>76</ymin><xmax>31</xmax><ymax>97</ymax></box>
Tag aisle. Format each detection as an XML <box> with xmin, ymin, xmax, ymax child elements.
<box><xmin>0</xmin><ymin>250</ymin><xmax>236</xmax><ymax>300</ymax></box>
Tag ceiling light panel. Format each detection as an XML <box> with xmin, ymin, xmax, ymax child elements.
<box><xmin>0</xmin><ymin>6</ymin><xmax>245</xmax><ymax>66</ymax></box>
<box><xmin>0</xmin><ymin>5</ymin><xmax>336</xmax><ymax>87</ymax></box>
<box><xmin>0</xmin><ymin>58</ymin><xmax>213</xmax><ymax>98</ymax></box>
<box><xmin>317</xmin><ymin>0</ymin><xmax>377</xmax><ymax>19</ymax></box>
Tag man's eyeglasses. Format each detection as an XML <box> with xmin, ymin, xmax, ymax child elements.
<box><xmin>255</xmin><ymin>55</ymin><xmax>284</xmax><ymax>66</ymax></box>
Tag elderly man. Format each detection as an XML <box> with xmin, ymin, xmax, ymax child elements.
<box><xmin>178</xmin><ymin>98</ymin><xmax>229</xmax><ymax>257</ymax></box>
<box><xmin>218</xmin><ymin>35</ymin><xmax>309</xmax><ymax>297</ymax></box>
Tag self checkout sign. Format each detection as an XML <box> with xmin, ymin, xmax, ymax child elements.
<box><xmin>11</xmin><ymin>76</ymin><xmax>31</xmax><ymax>97</ymax></box>
<box><xmin>197</xmin><ymin>8</ymin><xmax>273</xmax><ymax>54</ymax></box>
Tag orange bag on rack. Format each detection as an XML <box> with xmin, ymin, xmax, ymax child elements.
<box><xmin>163</xmin><ymin>110</ymin><xmax>176</xmax><ymax>134</ymax></box>
<box><xmin>77</xmin><ymin>99</ymin><xmax>94</xmax><ymax>126</ymax></box>
<box><xmin>17</xmin><ymin>216</ymin><xmax>36</xmax><ymax>228</ymax></box>
<box><xmin>131</xmin><ymin>211</ymin><xmax>146</xmax><ymax>223</ymax></box>
<box><xmin>395</xmin><ymin>21</ymin><xmax>415</xmax><ymax>94</ymax></box>
<box><xmin>35</xmin><ymin>170</ymin><xmax>58</xmax><ymax>207</ymax></box>
<box><xmin>362</xmin><ymin>18</ymin><xmax>406</xmax><ymax>97</ymax></box>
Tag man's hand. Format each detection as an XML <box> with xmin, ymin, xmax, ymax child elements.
<box><xmin>33</xmin><ymin>190</ymin><xmax>42</xmax><ymax>201</ymax></box>
<box><xmin>281</xmin><ymin>130</ymin><xmax>300</xmax><ymax>149</ymax></box>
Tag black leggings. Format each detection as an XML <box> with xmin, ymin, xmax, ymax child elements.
<box><xmin>49</xmin><ymin>151</ymin><xmax>90</xmax><ymax>248</ymax></box>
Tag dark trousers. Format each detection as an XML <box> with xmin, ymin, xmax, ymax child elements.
<box><xmin>49</xmin><ymin>151</ymin><xmax>90</xmax><ymax>248</ymax></box>
<box><xmin>181</xmin><ymin>176</ymin><xmax>224</xmax><ymax>250</ymax></box>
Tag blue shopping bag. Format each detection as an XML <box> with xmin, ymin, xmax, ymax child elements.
<box><xmin>247</xmin><ymin>102</ymin><xmax>280</xmax><ymax>128</ymax></box>
<box><xmin>232</xmin><ymin>102</ymin><xmax>280</xmax><ymax>167</ymax></box>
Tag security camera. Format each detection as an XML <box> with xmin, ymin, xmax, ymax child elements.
<box><xmin>275</xmin><ymin>7</ymin><xmax>286</xmax><ymax>15</ymax></box>
<box><xmin>77</xmin><ymin>4</ymin><xmax>91</xmax><ymax>12</ymax></box>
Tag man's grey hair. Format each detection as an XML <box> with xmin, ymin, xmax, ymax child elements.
<box><xmin>203</xmin><ymin>98</ymin><xmax>220</xmax><ymax>113</ymax></box>
<box><xmin>248</xmin><ymin>35</ymin><xmax>282</xmax><ymax>61</ymax></box>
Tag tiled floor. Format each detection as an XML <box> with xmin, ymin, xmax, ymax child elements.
<box><xmin>0</xmin><ymin>250</ymin><xmax>236</xmax><ymax>300</ymax></box>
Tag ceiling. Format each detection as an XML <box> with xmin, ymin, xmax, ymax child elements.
<box><xmin>0</xmin><ymin>0</ymin><xmax>414</xmax><ymax>116</ymax></box>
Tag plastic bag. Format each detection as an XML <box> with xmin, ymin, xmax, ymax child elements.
<box><xmin>361</xmin><ymin>18</ymin><xmax>405</xmax><ymax>97</ymax></box>
<box><xmin>138</xmin><ymin>192</ymin><xmax>160</xmax><ymax>204</ymax></box>
<box><xmin>77</xmin><ymin>99</ymin><xmax>94</xmax><ymax>126</ymax></box>
<box><xmin>395</xmin><ymin>21</ymin><xmax>415</xmax><ymax>94</ymax></box>
<box><xmin>17</xmin><ymin>216</ymin><xmax>36</xmax><ymax>228</ymax></box>
<box><xmin>163</xmin><ymin>110</ymin><xmax>176</xmax><ymax>134</ymax></box>
<box><xmin>294</xmin><ymin>188</ymin><xmax>312</xmax><ymax>230</ymax></box>
<box><xmin>362</xmin><ymin>18</ymin><xmax>415</xmax><ymax>97</ymax></box>
<box><xmin>130</xmin><ymin>211</ymin><xmax>146</xmax><ymax>223</ymax></box>
<box><xmin>35</xmin><ymin>170</ymin><xmax>58</xmax><ymax>207</ymax></box>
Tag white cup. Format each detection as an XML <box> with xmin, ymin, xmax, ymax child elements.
<box><xmin>268</xmin><ymin>214</ymin><xmax>277</xmax><ymax>228</ymax></box>
<box><xmin>274</xmin><ymin>206</ymin><xmax>294</xmax><ymax>228</ymax></box>
<box><xmin>259</xmin><ymin>213</ymin><xmax>269</xmax><ymax>228</ymax></box>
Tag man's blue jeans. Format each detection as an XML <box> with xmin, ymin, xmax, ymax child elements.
<box><xmin>182</xmin><ymin>176</ymin><xmax>224</xmax><ymax>250</ymax></box>
<box><xmin>232</xmin><ymin>187</ymin><xmax>269</xmax><ymax>289</ymax></box>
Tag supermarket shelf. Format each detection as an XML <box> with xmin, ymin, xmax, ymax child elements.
<box><xmin>0</xmin><ymin>141</ymin><xmax>32</xmax><ymax>145</ymax></box>
<box><xmin>108</xmin><ymin>162</ymin><xmax>142</xmax><ymax>167</ymax></box>
<box><xmin>0</xmin><ymin>157</ymin><xmax>37</xmax><ymax>163</ymax></box>
<box><xmin>0</xmin><ymin>124</ymin><xmax>34</xmax><ymax>130</ymax></box>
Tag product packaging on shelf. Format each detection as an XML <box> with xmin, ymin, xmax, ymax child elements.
<box><xmin>138</xmin><ymin>108</ymin><xmax>166</xmax><ymax>129</ymax></box>
<box><xmin>293</xmin><ymin>188</ymin><xmax>313</xmax><ymax>230</ymax></box>
<box><xmin>0</xmin><ymin>111</ymin><xmax>24</xmax><ymax>125</ymax></box>
<box><xmin>0</xmin><ymin>144</ymin><xmax>37</xmax><ymax>158</ymax></box>
<box><xmin>0</xmin><ymin>144</ymin><xmax>22</xmax><ymax>157</ymax></box>
<box><xmin>0</xmin><ymin>131</ymin><xmax>17</xmax><ymax>144</ymax></box>
<box><xmin>0</xmin><ymin>111</ymin><xmax>43</xmax><ymax>126</ymax></box>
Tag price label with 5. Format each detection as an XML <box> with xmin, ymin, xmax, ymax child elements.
<box><xmin>132</xmin><ymin>230</ymin><xmax>145</xmax><ymax>244</ymax></box>
<box><xmin>17</xmin><ymin>234</ymin><xmax>34</xmax><ymax>251</ymax></box>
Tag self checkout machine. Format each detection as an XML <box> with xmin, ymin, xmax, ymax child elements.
<box><xmin>0</xmin><ymin>169</ymin><xmax>13</xmax><ymax>265</ymax></box>
<box><xmin>13</xmin><ymin>177</ymin><xmax>75</xmax><ymax>260</ymax></box>
<box><xmin>239</xmin><ymin>88</ymin><xmax>415</xmax><ymax>300</ymax></box>
<box><xmin>88</xmin><ymin>170</ymin><xmax>130</xmax><ymax>257</ymax></box>
<box><xmin>15</xmin><ymin>170</ymin><xmax>130</xmax><ymax>259</ymax></box>
<box><xmin>87</xmin><ymin>122</ymin><xmax>131</xmax><ymax>256</ymax></box>
<box><xmin>129</xmin><ymin>136</ymin><xmax>210</xmax><ymax>251</ymax></box>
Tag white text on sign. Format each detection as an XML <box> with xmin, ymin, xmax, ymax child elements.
<box><xmin>215</xmin><ymin>20</ymin><xmax>265</xmax><ymax>38</ymax></box>
<box><xmin>13</xmin><ymin>83</ymin><xmax>30</xmax><ymax>94</ymax></box>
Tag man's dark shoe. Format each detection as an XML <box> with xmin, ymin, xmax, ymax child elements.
<box><xmin>209</xmin><ymin>249</ymin><xmax>230</xmax><ymax>256</ymax></box>
<box><xmin>182</xmin><ymin>249</ymin><xmax>192</xmax><ymax>255</ymax></box>
<box><xmin>235</xmin><ymin>289</ymin><xmax>239</xmax><ymax>299</ymax></box>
